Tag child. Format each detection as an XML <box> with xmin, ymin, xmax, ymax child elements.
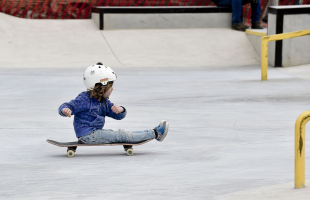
<box><xmin>58</xmin><ymin>62</ymin><xmax>169</xmax><ymax>144</ymax></box>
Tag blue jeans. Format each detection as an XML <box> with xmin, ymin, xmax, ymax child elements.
<box><xmin>218</xmin><ymin>0</ymin><xmax>261</xmax><ymax>24</ymax></box>
<box><xmin>79</xmin><ymin>129</ymin><xmax>155</xmax><ymax>144</ymax></box>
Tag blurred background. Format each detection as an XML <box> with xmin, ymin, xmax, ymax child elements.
<box><xmin>0</xmin><ymin>0</ymin><xmax>309</xmax><ymax>25</ymax></box>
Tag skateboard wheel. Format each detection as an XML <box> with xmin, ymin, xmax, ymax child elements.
<box><xmin>126</xmin><ymin>148</ymin><xmax>134</xmax><ymax>156</ymax></box>
<box><xmin>67</xmin><ymin>150</ymin><xmax>75</xmax><ymax>157</ymax></box>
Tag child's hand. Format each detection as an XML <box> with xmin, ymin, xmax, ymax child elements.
<box><xmin>111</xmin><ymin>105</ymin><xmax>124</xmax><ymax>114</ymax></box>
<box><xmin>62</xmin><ymin>108</ymin><xmax>72</xmax><ymax>117</ymax></box>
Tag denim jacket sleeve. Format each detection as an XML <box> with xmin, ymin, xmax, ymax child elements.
<box><xmin>58</xmin><ymin>92</ymin><xmax>90</xmax><ymax>117</ymax></box>
<box><xmin>105</xmin><ymin>99</ymin><xmax>127</xmax><ymax>120</ymax></box>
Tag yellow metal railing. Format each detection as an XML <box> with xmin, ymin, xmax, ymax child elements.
<box><xmin>261</xmin><ymin>29</ymin><xmax>310</xmax><ymax>81</ymax></box>
<box><xmin>295</xmin><ymin>110</ymin><xmax>310</xmax><ymax>188</ymax></box>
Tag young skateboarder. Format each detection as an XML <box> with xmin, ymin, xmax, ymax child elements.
<box><xmin>58</xmin><ymin>62</ymin><xmax>169</xmax><ymax>144</ymax></box>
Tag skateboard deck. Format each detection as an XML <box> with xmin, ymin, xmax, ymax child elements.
<box><xmin>46</xmin><ymin>139</ymin><xmax>153</xmax><ymax>157</ymax></box>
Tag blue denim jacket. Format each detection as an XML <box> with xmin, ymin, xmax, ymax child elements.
<box><xmin>58</xmin><ymin>92</ymin><xmax>127</xmax><ymax>138</ymax></box>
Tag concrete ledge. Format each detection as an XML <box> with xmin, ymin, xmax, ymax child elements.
<box><xmin>246</xmin><ymin>28</ymin><xmax>267</xmax><ymax>60</ymax></box>
<box><xmin>246</xmin><ymin>29</ymin><xmax>267</xmax><ymax>37</ymax></box>
<box><xmin>91</xmin><ymin>6</ymin><xmax>232</xmax><ymax>30</ymax></box>
<box><xmin>268</xmin><ymin>5</ymin><xmax>310</xmax><ymax>67</ymax></box>
<box><xmin>91</xmin><ymin>6</ymin><xmax>232</xmax><ymax>14</ymax></box>
<box><xmin>269</xmin><ymin>5</ymin><xmax>310</xmax><ymax>14</ymax></box>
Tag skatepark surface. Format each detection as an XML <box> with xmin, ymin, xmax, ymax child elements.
<box><xmin>1</xmin><ymin>13</ymin><xmax>310</xmax><ymax>199</ymax></box>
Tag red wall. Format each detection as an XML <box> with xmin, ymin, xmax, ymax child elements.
<box><xmin>0</xmin><ymin>0</ymin><xmax>309</xmax><ymax>21</ymax></box>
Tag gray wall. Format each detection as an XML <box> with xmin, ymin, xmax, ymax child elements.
<box><xmin>282</xmin><ymin>14</ymin><xmax>310</xmax><ymax>67</ymax></box>
<box><xmin>92</xmin><ymin>13</ymin><xmax>232</xmax><ymax>30</ymax></box>
<box><xmin>267</xmin><ymin>12</ymin><xmax>310</xmax><ymax>67</ymax></box>
<box><xmin>267</xmin><ymin>13</ymin><xmax>276</xmax><ymax>67</ymax></box>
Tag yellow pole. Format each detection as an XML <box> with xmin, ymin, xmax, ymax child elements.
<box><xmin>261</xmin><ymin>36</ymin><xmax>269</xmax><ymax>81</ymax></box>
<box><xmin>268</xmin><ymin>30</ymin><xmax>310</xmax><ymax>42</ymax></box>
<box><xmin>260</xmin><ymin>29</ymin><xmax>310</xmax><ymax>81</ymax></box>
<box><xmin>295</xmin><ymin>110</ymin><xmax>310</xmax><ymax>188</ymax></box>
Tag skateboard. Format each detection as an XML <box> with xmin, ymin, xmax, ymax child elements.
<box><xmin>46</xmin><ymin>139</ymin><xmax>153</xmax><ymax>157</ymax></box>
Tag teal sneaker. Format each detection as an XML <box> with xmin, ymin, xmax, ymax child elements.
<box><xmin>154</xmin><ymin>122</ymin><xmax>169</xmax><ymax>142</ymax></box>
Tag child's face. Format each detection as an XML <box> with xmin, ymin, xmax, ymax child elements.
<box><xmin>103</xmin><ymin>86</ymin><xmax>113</xmax><ymax>98</ymax></box>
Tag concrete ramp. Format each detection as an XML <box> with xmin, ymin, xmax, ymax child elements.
<box><xmin>0</xmin><ymin>12</ymin><xmax>259</xmax><ymax>68</ymax></box>
<box><xmin>102</xmin><ymin>28</ymin><xmax>259</xmax><ymax>68</ymax></box>
<box><xmin>0</xmin><ymin>13</ymin><xmax>122</xmax><ymax>68</ymax></box>
<box><xmin>215</xmin><ymin>180</ymin><xmax>310</xmax><ymax>200</ymax></box>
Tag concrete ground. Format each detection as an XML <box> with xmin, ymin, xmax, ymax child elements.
<box><xmin>1</xmin><ymin>13</ymin><xmax>310</xmax><ymax>200</ymax></box>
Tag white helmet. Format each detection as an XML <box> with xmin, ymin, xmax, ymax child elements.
<box><xmin>83</xmin><ymin>62</ymin><xmax>117</xmax><ymax>90</ymax></box>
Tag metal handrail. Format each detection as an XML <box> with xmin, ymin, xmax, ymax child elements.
<box><xmin>295</xmin><ymin>110</ymin><xmax>310</xmax><ymax>188</ymax></box>
<box><xmin>261</xmin><ymin>29</ymin><xmax>310</xmax><ymax>81</ymax></box>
